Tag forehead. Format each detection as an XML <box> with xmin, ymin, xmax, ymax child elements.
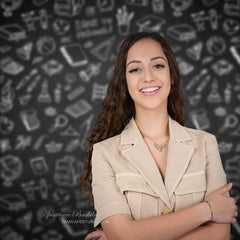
<box><xmin>127</xmin><ymin>38</ymin><xmax>165</xmax><ymax>60</ymax></box>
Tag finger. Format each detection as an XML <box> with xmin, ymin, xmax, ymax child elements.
<box><xmin>217</xmin><ymin>183</ymin><xmax>233</xmax><ymax>194</ymax></box>
<box><xmin>230</xmin><ymin>217</ymin><xmax>237</xmax><ymax>223</ymax></box>
<box><xmin>99</xmin><ymin>237</ymin><xmax>107</xmax><ymax>240</ymax></box>
<box><xmin>85</xmin><ymin>231</ymin><xmax>103</xmax><ymax>240</ymax></box>
<box><xmin>234</xmin><ymin>211</ymin><xmax>238</xmax><ymax>217</ymax></box>
<box><xmin>99</xmin><ymin>235</ymin><xmax>108</xmax><ymax>240</ymax></box>
<box><xmin>229</xmin><ymin>197</ymin><xmax>236</xmax><ymax>204</ymax></box>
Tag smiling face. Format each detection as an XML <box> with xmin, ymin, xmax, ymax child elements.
<box><xmin>126</xmin><ymin>38</ymin><xmax>171</xmax><ymax>114</ymax></box>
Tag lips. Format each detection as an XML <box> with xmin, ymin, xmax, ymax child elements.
<box><xmin>140</xmin><ymin>86</ymin><xmax>160</xmax><ymax>96</ymax></box>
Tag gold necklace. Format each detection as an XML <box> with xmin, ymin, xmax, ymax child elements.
<box><xmin>144</xmin><ymin>136</ymin><xmax>169</xmax><ymax>152</ymax></box>
<box><xmin>154</xmin><ymin>141</ymin><xmax>167</xmax><ymax>152</ymax></box>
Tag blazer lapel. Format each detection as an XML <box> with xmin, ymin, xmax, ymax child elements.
<box><xmin>165</xmin><ymin>117</ymin><xmax>195</xmax><ymax>198</ymax></box>
<box><xmin>120</xmin><ymin>118</ymin><xmax>171</xmax><ymax>208</ymax></box>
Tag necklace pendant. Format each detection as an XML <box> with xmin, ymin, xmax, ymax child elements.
<box><xmin>154</xmin><ymin>142</ymin><xmax>166</xmax><ymax>152</ymax></box>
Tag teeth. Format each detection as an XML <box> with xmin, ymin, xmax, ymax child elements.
<box><xmin>141</xmin><ymin>87</ymin><xmax>159</xmax><ymax>93</ymax></box>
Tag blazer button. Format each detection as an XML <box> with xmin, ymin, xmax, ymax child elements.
<box><xmin>161</xmin><ymin>207</ymin><xmax>172</xmax><ymax>215</ymax></box>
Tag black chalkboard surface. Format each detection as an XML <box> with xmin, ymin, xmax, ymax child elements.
<box><xmin>0</xmin><ymin>0</ymin><xmax>239</xmax><ymax>239</ymax></box>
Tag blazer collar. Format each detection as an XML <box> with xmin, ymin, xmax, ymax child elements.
<box><xmin>120</xmin><ymin>116</ymin><xmax>195</xmax><ymax>209</ymax></box>
<box><xmin>120</xmin><ymin>118</ymin><xmax>142</xmax><ymax>145</ymax></box>
<box><xmin>120</xmin><ymin>116</ymin><xmax>192</xmax><ymax>144</ymax></box>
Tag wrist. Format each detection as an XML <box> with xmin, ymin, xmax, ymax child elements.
<box><xmin>203</xmin><ymin>201</ymin><xmax>213</xmax><ymax>221</ymax></box>
<box><xmin>198</xmin><ymin>201</ymin><xmax>213</xmax><ymax>223</ymax></box>
<box><xmin>200</xmin><ymin>201</ymin><xmax>213</xmax><ymax>222</ymax></box>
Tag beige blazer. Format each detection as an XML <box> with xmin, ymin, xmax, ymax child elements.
<box><xmin>92</xmin><ymin>116</ymin><xmax>227</xmax><ymax>228</ymax></box>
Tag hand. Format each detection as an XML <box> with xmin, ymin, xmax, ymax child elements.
<box><xmin>85</xmin><ymin>229</ymin><xmax>108</xmax><ymax>240</ymax></box>
<box><xmin>206</xmin><ymin>183</ymin><xmax>238</xmax><ymax>223</ymax></box>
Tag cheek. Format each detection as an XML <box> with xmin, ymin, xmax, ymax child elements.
<box><xmin>126</xmin><ymin>77</ymin><xmax>137</xmax><ymax>94</ymax></box>
<box><xmin>166</xmin><ymin>83</ymin><xmax>171</xmax><ymax>96</ymax></box>
<box><xmin>163</xmin><ymin>74</ymin><xmax>171</xmax><ymax>90</ymax></box>
<box><xmin>161</xmin><ymin>76</ymin><xmax>171</xmax><ymax>97</ymax></box>
<box><xmin>127</xmin><ymin>83</ymin><xmax>136</xmax><ymax>100</ymax></box>
<box><xmin>166</xmin><ymin>80</ymin><xmax>171</xmax><ymax>91</ymax></box>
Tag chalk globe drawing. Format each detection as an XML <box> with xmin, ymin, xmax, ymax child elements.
<box><xmin>0</xmin><ymin>155</ymin><xmax>23</xmax><ymax>187</ymax></box>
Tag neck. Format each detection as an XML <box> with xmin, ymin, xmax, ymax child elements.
<box><xmin>135</xmin><ymin>109</ymin><xmax>169</xmax><ymax>139</ymax></box>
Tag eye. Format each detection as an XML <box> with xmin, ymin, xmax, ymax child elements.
<box><xmin>128</xmin><ymin>68</ymin><xmax>141</xmax><ymax>73</ymax></box>
<box><xmin>154</xmin><ymin>64</ymin><xmax>165</xmax><ymax>69</ymax></box>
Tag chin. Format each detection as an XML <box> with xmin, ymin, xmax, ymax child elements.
<box><xmin>137</xmin><ymin>103</ymin><xmax>166</xmax><ymax>112</ymax></box>
<box><xmin>134</xmin><ymin>97</ymin><xmax>168</xmax><ymax>111</ymax></box>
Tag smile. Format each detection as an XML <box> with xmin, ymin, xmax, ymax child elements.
<box><xmin>141</xmin><ymin>87</ymin><xmax>160</xmax><ymax>93</ymax></box>
<box><xmin>140</xmin><ymin>86</ymin><xmax>160</xmax><ymax>96</ymax></box>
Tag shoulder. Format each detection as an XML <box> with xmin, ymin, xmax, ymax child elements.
<box><xmin>91</xmin><ymin>134</ymin><xmax>124</xmax><ymax>168</ymax></box>
<box><xmin>93</xmin><ymin>118</ymin><xmax>138</xmax><ymax>151</ymax></box>
<box><xmin>183</xmin><ymin>124</ymin><xmax>217</xmax><ymax>143</ymax></box>
<box><xmin>93</xmin><ymin>133</ymin><xmax>121</xmax><ymax>151</ymax></box>
<box><xmin>170</xmin><ymin>117</ymin><xmax>217</xmax><ymax>144</ymax></box>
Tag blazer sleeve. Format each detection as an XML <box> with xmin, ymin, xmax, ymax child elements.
<box><xmin>91</xmin><ymin>144</ymin><xmax>131</xmax><ymax>228</ymax></box>
<box><xmin>204</xmin><ymin>133</ymin><xmax>228</xmax><ymax>199</ymax></box>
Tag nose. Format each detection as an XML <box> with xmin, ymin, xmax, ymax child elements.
<box><xmin>143</xmin><ymin>67</ymin><xmax>154</xmax><ymax>82</ymax></box>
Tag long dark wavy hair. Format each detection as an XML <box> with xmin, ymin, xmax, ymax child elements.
<box><xmin>81</xmin><ymin>32</ymin><xmax>185</xmax><ymax>203</ymax></box>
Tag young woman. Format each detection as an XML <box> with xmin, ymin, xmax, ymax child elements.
<box><xmin>81</xmin><ymin>32</ymin><xmax>238</xmax><ymax>240</ymax></box>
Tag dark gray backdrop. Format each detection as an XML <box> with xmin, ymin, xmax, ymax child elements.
<box><xmin>0</xmin><ymin>0</ymin><xmax>240</xmax><ymax>239</ymax></box>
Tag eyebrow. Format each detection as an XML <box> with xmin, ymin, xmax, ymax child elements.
<box><xmin>151</xmin><ymin>56</ymin><xmax>166</xmax><ymax>61</ymax></box>
<box><xmin>126</xmin><ymin>56</ymin><xmax>166</xmax><ymax>66</ymax></box>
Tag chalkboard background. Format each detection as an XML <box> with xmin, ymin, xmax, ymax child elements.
<box><xmin>0</xmin><ymin>0</ymin><xmax>240</xmax><ymax>239</ymax></box>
